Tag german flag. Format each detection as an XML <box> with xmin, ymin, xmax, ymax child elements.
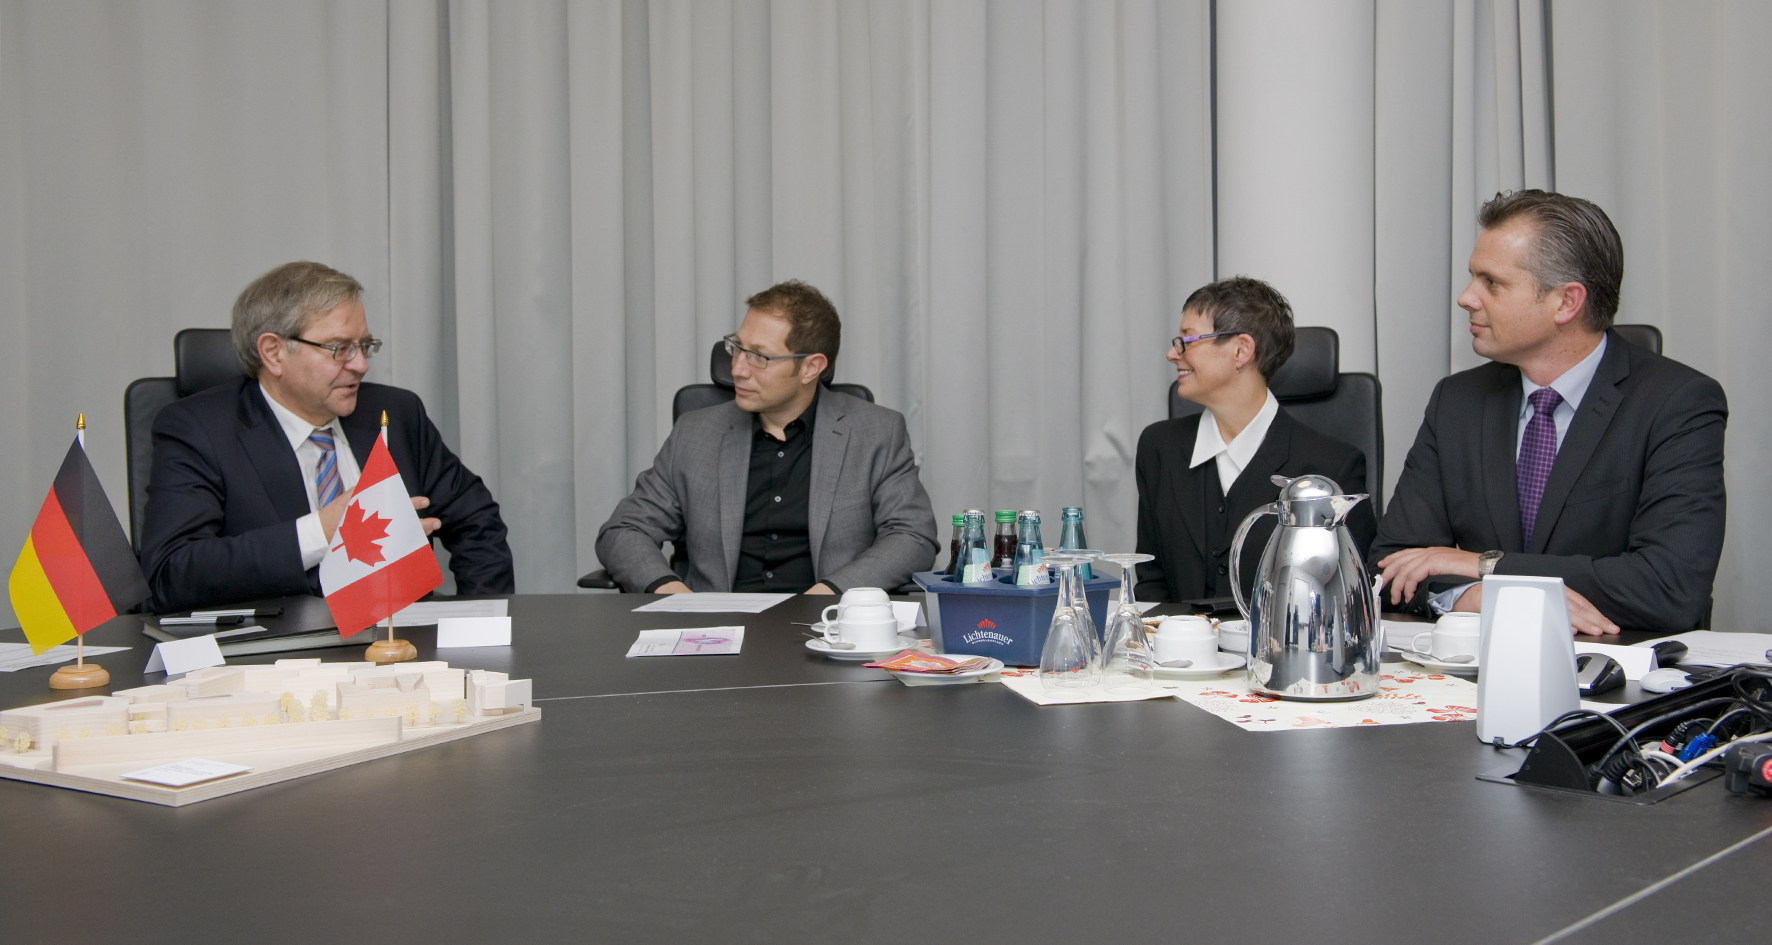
<box><xmin>9</xmin><ymin>437</ymin><xmax>149</xmax><ymax>653</ymax></box>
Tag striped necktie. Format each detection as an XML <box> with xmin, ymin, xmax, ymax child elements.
<box><xmin>310</xmin><ymin>427</ymin><xmax>343</xmax><ymax>507</ymax></box>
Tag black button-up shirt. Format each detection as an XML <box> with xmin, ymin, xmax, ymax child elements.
<box><xmin>732</xmin><ymin>391</ymin><xmax>822</xmax><ymax>592</ymax></box>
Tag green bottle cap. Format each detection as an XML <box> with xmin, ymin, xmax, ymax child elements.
<box><xmin>952</xmin><ymin>514</ymin><xmax>966</xmax><ymax>526</ymax></box>
<box><xmin>994</xmin><ymin>510</ymin><xmax>1017</xmax><ymax>523</ymax></box>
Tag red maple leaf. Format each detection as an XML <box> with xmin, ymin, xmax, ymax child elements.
<box><xmin>336</xmin><ymin>502</ymin><xmax>391</xmax><ymax>566</ymax></box>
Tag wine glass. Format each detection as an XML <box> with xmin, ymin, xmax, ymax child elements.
<box><xmin>1062</xmin><ymin>548</ymin><xmax>1103</xmax><ymax>659</ymax></box>
<box><xmin>1098</xmin><ymin>553</ymin><xmax>1157</xmax><ymax>693</ymax></box>
<box><xmin>1038</xmin><ymin>551</ymin><xmax>1096</xmax><ymax>692</ymax></box>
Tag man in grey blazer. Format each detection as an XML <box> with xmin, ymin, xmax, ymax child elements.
<box><xmin>1373</xmin><ymin>190</ymin><xmax>1727</xmax><ymax>634</ymax></box>
<box><xmin>596</xmin><ymin>281</ymin><xmax>939</xmax><ymax>595</ymax></box>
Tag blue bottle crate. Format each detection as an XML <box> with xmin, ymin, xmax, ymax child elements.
<box><xmin>912</xmin><ymin>570</ymin><xmax>1119</xmax><ymax>667</ymax></box>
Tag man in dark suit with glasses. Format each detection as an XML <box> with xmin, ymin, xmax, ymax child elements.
<box><xmin>140</xmin><ymin>261</ymin><xmax>514</xmax><ymax>612</ymax></box>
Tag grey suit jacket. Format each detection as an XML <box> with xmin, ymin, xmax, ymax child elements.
<box><xmin>595</xmin><ymin>387</ymin><xmax>939</xmax><ymax>593</ymax></box>
<box><xmin>1371</xmin><ymin>330</ymin><xmax>1727</xmax><ymax>631</ymax></box>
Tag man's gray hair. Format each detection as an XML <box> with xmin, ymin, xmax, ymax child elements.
<box><xmin>231</xmin><ymin>262</ymin><xmax>364</xmax><ymax>375</ymax></box>
<box><xmin>1478</xmin><ymin>190</ymin><xmax>1624</xmax><ymax>331</ymax></box>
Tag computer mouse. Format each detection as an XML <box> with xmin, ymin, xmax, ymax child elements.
<box><xmin>1576</xmin><ymin>653</ymin><xmax>1626</xmax><ymax>696</ymax></box>
<box><xmin>1648</xmin><ymin>640</ymin><xmax>1688</xmax><ymax>666</ymax></box>
<box><xmin>1641</xmin><ymin>667</ymin><xmax>1695</xmax><ymax>693</ymax></box>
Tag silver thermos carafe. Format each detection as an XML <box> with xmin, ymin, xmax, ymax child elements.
<box><xmin>1229</xmin><ymin>475</ymin><xmax>1379</xmax><ymax>701</ymax></box>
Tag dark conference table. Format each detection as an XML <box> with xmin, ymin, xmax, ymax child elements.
<box><xmin>1</xmin><ymin>593</ymin><xmax>1768</xmax><ymax>945</ymax></box>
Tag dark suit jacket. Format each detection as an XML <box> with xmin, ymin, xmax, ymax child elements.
<box><xmin>1134</xmin><ymin>407</ymin><xmax>1378</xmax><ymax>603</ymax></box>
<box><xmin>1371</xmin><ymin>330</ymin><xmax>1727</xmax><ymax>631</ymax></box>
<box><xmin>141</xmin><ymin>377</ymin><xmax>515</xmax><ymax>612</ymax></box>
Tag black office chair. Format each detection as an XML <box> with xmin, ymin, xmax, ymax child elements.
<box><xmin>1612</xmin><ymin>323</ymin><xmax>1661</xmax><ymax>355</ymax></box>
<box><xmin>1167</xmin><ymin>326</ymin><xmax>1385</xmax><ymax>513</ymax></box>
<box><xmin>581</xmin><ymin>342</ymin><xmax>876</xmax><ymax>589</ymax></box>
<box><xmin>124</xmin><ymin>329</ymin><xmax>240</xmax><ymax>553</ymax></box>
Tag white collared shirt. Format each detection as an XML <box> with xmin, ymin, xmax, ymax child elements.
<box><xmin>259</xmin><ymin>385</ymin><xmax>362</xmax><ymax>569</ymax></box>
<box><xmin>1189</xmin><ymin>390</ymin><xmax>1281</xmax><ymax>496</ymax></box>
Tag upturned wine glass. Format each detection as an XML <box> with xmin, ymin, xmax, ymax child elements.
<box><xmin>1038</xmin><ymin>551</ymin><xmax>1096</xmax><ymax>691</ymax></box>
<box><xmin>1098</xmin><ymin>553</ymin><xmax>1157</xmax><ymax>693</ymax></box>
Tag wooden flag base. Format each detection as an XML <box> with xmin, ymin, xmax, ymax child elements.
<box><xmin>48</xmin><ymin>662</ymin><xmax>111</xmax><ymax>690</ymax></box>
<box><xmin>365</xmin><ymin>639</ymin><xmax>417</xmax><ymax>664</ymax></box>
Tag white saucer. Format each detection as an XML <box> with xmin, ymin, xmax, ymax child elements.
<box><xmin>1397</xmin><ymin>650</ymin><xmax>1479</xmax><ymax>675</ymax></box>
<box><xmin>804</xmin><ymin>636</ymin><xmax>917</xmax><ymax>662</ymax></box>
<box><xmin>886</xmin><ymin>657</ymin><xmax>1004</xmax><ymax>686</ymax></box>
<box><xmin>1153</xmin><ymin>652</ymin><xmax>1246</xmax><ymax>678</ymax></box>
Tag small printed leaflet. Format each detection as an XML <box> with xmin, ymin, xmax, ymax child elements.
<box><xmin>122</xmin><ymin>758</ymin><xmax>253</xmax><ymax>788</ymax></box>
<box><xmin>626</xmin><ymin>627</ymin><xmax>745</xmax><ymax>657</ymax></box>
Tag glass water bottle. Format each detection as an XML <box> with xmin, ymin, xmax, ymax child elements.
<box><xmin>1058</xmin><ymin>507</ymin><xmax>1092</xmax><ymax>580</ymax></box>
<box><xmin>1012</xmin><ymin>510</ymin><xmax>1047</xmax><ymax>585</ymax></box>
<box><xmin>956</xmin><ymin>510</ymin><xmax>992</xmax><ymax>583</ymax></box>
<box><xmin>944</xmin><ymin>513</ymin><xmax>965</xmax><ymax>575</ymax></box>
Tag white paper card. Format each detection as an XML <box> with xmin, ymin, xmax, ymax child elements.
<box><xmin>1630</xmin><ymin>630</ymin><xmax>1772</xmax><ymax>668</ymax></box>
<box><xmin>144</xmin><ymin>634</ymin><xmax>227</xmax><ymax>675</ymax></box>
<box><xmin>626</xmin><ymin>627</ymin><xmax>745</xmax><ymax>657</ymax></box>
<box><xmin>122</xmin><ymin>758</ymin><xmax>252</xmax><ymax>787</ymax></box>
<box><xmin>435</xmin><ymin>616</ymin><xmax>513</xmax><ymax>648</ymax></box>
<box><xmin>631</xmin><ymin>593</ymin><xmax>793</xmax><ymax>614</ymax></box>
<box><xmin>391</xmin><ymin>599</ymin><xmax>509</xmax><ymax>627</ymax></box>
<box><xmin>891</xmin><ymin>601</ymin><xmax>926</xmax><ymax>632</ymax></box>
<box><xmin>0</xmin><ymin>643</ymin><xmax>130</xmax><ymax>673</ymax></box>
<box><xmin>1573</xmin><ymin>641</ymin><xmax>1656</xmax><ymax>680</ymax></box>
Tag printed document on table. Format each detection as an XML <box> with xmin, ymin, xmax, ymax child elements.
<box><xmin>391</xmin><ymin>599</ymin><xmax>509</xmax><ymax>627</ymax></box>
<box><xmin>631</xmin><ymin>593</ymin><xmax>794</xmax><ymax>614</ymax></box>
<box><xmin>626</xmin><ymin>627</ymin><xmax>745</xmax><ymax>657</ymax></box>
<box><xmin>1631</xmin><ymin>630</ymin><xmax>1772</xmax><ymax>668</ymax></box>
<box><xmin>0</xmin><ymin>643</ymin><xmax>130</xmax><ymax>673</ymax></box>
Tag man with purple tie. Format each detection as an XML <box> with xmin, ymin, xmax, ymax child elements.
<box><xmin>1371</xmin><ymin>191</ymin><xmax>1727</xmax><ymax>634</ymax></box>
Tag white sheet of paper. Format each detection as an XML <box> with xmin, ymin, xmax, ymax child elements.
<box><xmin>0</xmin><ymin>643</ymin><xmax>130</xmax><ymax>673</ymax></box>
<box><xmin>626</xmin><ymin>627</ymin><xmax>745</xmax><ymax>657</ymax></box>
<box><xmin>144</xmin><ymin>634</ymin><xmax>226</xmax><ymax>675</ymax></box>
<box><xmin>121</xmin><ymin>758</ymin><xmax>252</xmax><ymax>787</ymax></box>
<box><xmin>1574</xmin><ymin>641</ymin><xmax>1656</xmax><ymax>680</ymax></box>
<box><xmin>631</xmin><ymin>593</ymin><xmax>793</xmax><ymax>614</ymax></box>
<box><xmin>891</xmin><ymin>601</ymin><xmax>926</xmax><ymax>632</ymax></box>
<box><xmin>1630</xmin><ymin>630</ymin><xmax>1772</xmax><ymax>668</ymax></box>
<box><xmin>391</xmin><ymin>599</ymin><xmax>509</xmax><ymax>626</ymax></box>
<box><xmin>436</xmin><ymin>616</ymin><xmax>512</xmax><ymax>648</ymax></box>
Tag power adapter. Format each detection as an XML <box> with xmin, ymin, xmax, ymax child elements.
<box><xmin>1723</xmin><ymin>743</ymin><xmax>1772</xmax><ymax>796</ymax></box>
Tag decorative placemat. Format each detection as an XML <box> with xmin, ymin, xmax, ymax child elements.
<box><xmin>996</xmin><ymin>670</ymin><xmax>1180</xmax><ymax>705</ymax></box>
<box><xmin>1161</xmin><ymin>662</ymin><xmax>1478</xmax><ymax>731</ymax></box>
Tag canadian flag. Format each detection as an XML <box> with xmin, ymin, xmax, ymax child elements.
<box><xmin>319</xmin><ymin>430</ymin><xmax>442</xmax><ymax>638</ymax></box>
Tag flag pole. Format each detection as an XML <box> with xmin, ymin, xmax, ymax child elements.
<box><xmin>365</xmin><ymin>410</ymin><xmax>417</xmax><ymax>665</ymax></box>
<box><xmin>48</xmin><ymin>413</ymin><xmax>110</xmax><ymax>689</ymax></box>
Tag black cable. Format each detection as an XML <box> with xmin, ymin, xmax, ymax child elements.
<box><xmin>1487</xmin><ymin>708</ymin><xmax>1630</xmax><ymax>751</ymax></box>
<box><xmin>1592</xmin><ymin>697</ymin><xmax>1742</xmax><ymax>778</ymax></box>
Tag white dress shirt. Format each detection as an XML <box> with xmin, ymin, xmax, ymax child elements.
<box><xmin>1430</xmin><ymin>335</ymin><xmax>1609</xmax><ymax>614</ymax></box>
<box><xmin>259</xmin><ymin>385</ymin><xmax>362</xmax><ymax>570</ymax></box>
<box><xmin>1190</xmin><ymin>390</ymin><xmax>1281</xmax><ymax>496</ymax></box>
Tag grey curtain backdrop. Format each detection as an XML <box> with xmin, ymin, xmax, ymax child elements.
<box><xmin>1</xmin><ymin>0</ymin><xmax>1766</xmax><ymax>631</ymax></box>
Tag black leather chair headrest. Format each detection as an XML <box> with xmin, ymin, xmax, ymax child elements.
<box><xmin>1268</xmin><ymin>326</ymin><xmax>1339</xmax><ymax>399</ymax></box>
<box><xmin>710</xmin><ymin>341</ymin><xmax>735</xmax><ymax>389</ymax></box>
<box><xmin>175</xmin><ymin>328</ymin><xmax>244</xmax><ymax>397</ymax></box>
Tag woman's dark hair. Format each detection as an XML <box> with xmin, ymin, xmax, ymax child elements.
<box><xmin>1181</xmin><ymin>276</ymin><xmax>1296</xmax><ymax>379</ymax></box>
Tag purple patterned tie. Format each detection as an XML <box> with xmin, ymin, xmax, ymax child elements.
<box><xmin>1517</xmin><ymin>387</ymin><xmax>1563</xmax><ymax>548</ymax></box>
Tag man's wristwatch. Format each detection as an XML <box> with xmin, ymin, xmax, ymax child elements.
<box><xmin>1477</xmin><ymin>550</ymin><xmax>1504</xmax><ymax>578</ymax></box>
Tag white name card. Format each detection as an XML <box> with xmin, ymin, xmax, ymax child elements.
<box><xmin>435</xmin><ymin>616</ymin><xmax>513</xmax><ymax>648</ymax></box>
<box><xmin>122</xmin><ymin>758</ymin><xmax>252</xmax><ymax>787</ymax></box>
<box><xmin>143</xmin><ymin>634</ymin><xmax>227</xmax><ymax>676</ymax></box>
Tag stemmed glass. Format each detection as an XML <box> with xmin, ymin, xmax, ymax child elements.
<box><xmin>1062</xmin><ymin>548</ymin><xmax>1103</xmax><ymax>660</ymax></box>
<box><xmin>1038</xmin><ymin>551</ymin><xmax>1096</xmax><ymax>692</ymax></box>
<box><xmin>1098</xmin><ymin>553</ymin><xmax>1157</xmax><ymax>693</ymax></box>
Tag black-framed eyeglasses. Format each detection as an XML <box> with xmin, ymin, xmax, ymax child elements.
<box><xmin>291</xmin><ymin>336</ymin><xmax>383</xmax><ymax>362</ymax></box>
<box><xmin>723</xmin><ymin>333</ymin><xmax>810</xmax><ymax>370</ymax></box>
<box><xmin>1170</xmin><ymin>330</ymin><xmax>1238</xmax><ymax>352</ymax></box>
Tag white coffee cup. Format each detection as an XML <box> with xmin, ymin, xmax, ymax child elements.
<box><xmin>821</xmin><ymin>614</ymin><xmax>903</xmax><ymax>651</ymax></box>
<box><xmin>822</xmin><ymin>600</ymin><xmax>895</xmax><ymax>632</ymax></box>
<box><xmin>1411</xmin><ymin>612</ymin><xmax>1482</xmax><ymax>660</ymax></box>
<box><xmin>1154</xmin><ymin>616</ymin><xmax>1219</xmax><ymax>668</ymax></box>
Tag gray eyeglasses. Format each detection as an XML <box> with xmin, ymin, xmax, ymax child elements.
<box><xmin>291</xmin><ymin>336</ymin><xmax>383</xmax><ymax>362</ymax></box>
<box><xmin>723</xmin><ymin>333</ymin><xmax>810</xmax><ymax>370</ymax></box>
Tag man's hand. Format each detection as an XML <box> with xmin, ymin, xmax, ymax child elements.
<box><xmin>805</xmin><ymin>583</ymin><xmax>836</xmax><ymax>595</ymax></box>
<box><xmin>319</xmin><ymin>490</ymin><xmax>353</xmax><ymax>540</ymax></box>
<box><xmin>654</xmin><ymin>581</ymin><xmax>692</xmax><ymax>594</ymax></box>
<box><xmin>1445</xmin><ymin>576</ymin><xmax>1619</xmax><ymax>636</ymax></box>
<box><xmin>1376</xmin><ymin>546</ymin><xmax>1480</xmax><ymax>607</ymax></box>
<box><xmin>411</xmin><ymin>496</ymin><xmax>441</xmax><ymax>537</ymax></box>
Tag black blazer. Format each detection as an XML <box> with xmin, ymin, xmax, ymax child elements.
<box><xmin>1134</xmin><ymin>407</ymin><xmax>1377</xmax><ymax>604</ymax></box>
<box><xmin>141</xmin><ymin>377</ymin><xmax>515</xmax><ymax>612</ymax></box>
<box><xmin>1371</xmin><ymin>330</ymin><xmax>1727</xmax><ymax>631</ymax></box>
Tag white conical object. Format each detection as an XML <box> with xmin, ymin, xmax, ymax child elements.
<box><xmin>1476</xmin><ymin>575</ymin><xmax>1579</xmax><ymax>745</ymax></box>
